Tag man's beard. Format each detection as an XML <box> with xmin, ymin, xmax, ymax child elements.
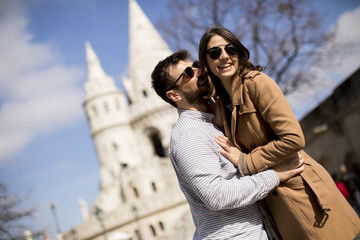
<box><xmin>182</xmin><ymin>88</ymin><xmax>208</xmax><ymax>106</ymax></box>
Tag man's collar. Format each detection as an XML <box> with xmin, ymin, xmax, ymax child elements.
<box><xmin>178</xmin><ymin>109</ymin><xmax>214</xmax><ymax>123</ymax></box>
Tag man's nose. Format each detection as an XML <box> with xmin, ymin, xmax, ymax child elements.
<box><xmin>195</xmin><ymin>67</ymin><xmax>202</xmax><ymax>76</ymax></box>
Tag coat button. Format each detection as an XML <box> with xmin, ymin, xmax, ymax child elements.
<box><xmin>272</xmin><ymin>190</ymin><xmax>278</xmax><ymax>196</ymax></box>
<box><xmin>250</xmin><ymin>143</ymin><xmax>256</xmax><ymax>149</ymax></box>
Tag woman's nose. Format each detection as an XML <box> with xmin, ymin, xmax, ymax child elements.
<box><xmin>219</xmin><ymin>48</ymin><xmax>229</xmax><ymax>60</ymax></box>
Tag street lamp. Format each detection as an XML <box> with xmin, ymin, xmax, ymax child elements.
<box><xmin>50</xmin><ymin>204</ymin><xmax>62</xmax><ymax>234</ymax></box>
<box><xmin>95</xmin><ymin>207</ymin><xmax>107</xmax><ymax>240</ymax></box>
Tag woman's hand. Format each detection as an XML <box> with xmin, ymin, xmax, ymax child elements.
<box><xmin>214</xmin><ymin>135</ymin><xmax>242</xmax><ymax>166</ymax></box>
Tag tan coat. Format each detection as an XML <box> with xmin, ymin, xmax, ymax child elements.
<box><xmin>225</xmin><ymin>71</ymin><xmax>360</xmax><ymax>240</ymax></box>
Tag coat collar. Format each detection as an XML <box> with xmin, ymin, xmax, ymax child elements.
<box><xmin>228</xmin><ymin>70</ymin><xmax>260</xmax><ymax>148</ymax></box>
<box><xmin>230</xmin><ymin>70</ymin><xmax>261</xmax><ymax>106</ymax></box>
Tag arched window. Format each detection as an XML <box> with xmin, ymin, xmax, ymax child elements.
<box><xmin>103</xmin><ymin>102</ymin><xmax>109</xmax><ymax>113</ymax></box>
<box><xmin>91</xmin><ymin>105</ymin><xmax>98</xmax><ymax>116</ymax></box>
<box><xmin>115</xmin><ymin>99</ymin><xmax>121</xmax><ymax>110</ymax></box>
<box><xmin>134</xmin><ymin>230</ymin><xmax>142</xmax><ymax>240</ymax></box>
<box><xmin>146</xmin><ymin>128</ymin><xmax>166</xmax><ymax>157</ymax></box>
<box><xmin>159</xmin><ymin>221</ymin><xmax>164</xmax><ymax>231</ymax></box>
<box><xmin>149</xmin><ymin>225</ymin><xmax>156</xmax><ymax>236</ymax></box>
<box><xmin>151</xmin><ymin>182</ymin><xmax>157</xmax><ymax>192</ymax></box>
<box><xmin>112</xmin><ymin>142</ymin><xmax>118</xmax><ymax>151</ymax></box>
<box><xmin>119</xmin><ymin>185</ymin><xmax>126</xmax><ymax>203</ymax></box>
<box><xmin>133</xmin><ymin>187</ymin><xmax>139</xmax><ymax>198</ymax></box>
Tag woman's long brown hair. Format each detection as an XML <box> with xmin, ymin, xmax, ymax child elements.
<box><xmin>198</xmin><ymin>26</ymin><xmax>263</xmax><ymax>102</ymax></box>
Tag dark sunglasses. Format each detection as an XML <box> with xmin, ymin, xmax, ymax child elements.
<box><xmin>207</xmin><ymin>43</ymin><xmax>238</xmax><ymax>60</ymax></box>
<box><xmin>168</xmin><ymin>61</ymin><xmax>201</xmax><ymax>90</ymax></box>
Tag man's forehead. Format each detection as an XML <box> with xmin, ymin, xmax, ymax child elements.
<box><xmin>171</xmin><ymin>60</ymin><xmax>191</xmax><ymax>72</ymax></box>
<box><xmin>169</xmin><ymin>60</ymin><xmax>191</xmax><ymax>77</ymax></box>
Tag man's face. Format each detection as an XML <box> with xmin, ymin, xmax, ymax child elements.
<box><xmin>169</xmin><ymin>60</ymin><xmax>206</xmax><ymax>105</ymax></box>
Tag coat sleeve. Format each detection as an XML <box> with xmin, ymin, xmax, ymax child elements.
<box><xmin>245</xmin><ymin>73</ymin><xmax>305</xmax><ymax>174</ymax></box>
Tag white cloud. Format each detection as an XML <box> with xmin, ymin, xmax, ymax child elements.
<box><xmin>329</xmin><ymin>6</ymin><xmax>360</xmax><ymax>78</ymax></box>
<box><xmin>0</xmin><ymin>1</ymin><xmax>85</xmax><ymax>164</ymax></box>
<box><xmin>336</xmin><ymin>7</ymin><xmax>360</xmax><ymax>44</ymax></box>
<box><xmin>288</xmin><ymin>6</ymin><xmax>360</xmax><ymax>119</ymax></box>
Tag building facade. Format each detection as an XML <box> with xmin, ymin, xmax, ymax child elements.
<box><xmin>300</xmin><ymin>68</ymin><xmax>360</xmax><ymax>175</ymax></box>
<box><xmin>62</xmin><ymin>1</ymin><xmax>194</xmax><ymax>239</ymax></box>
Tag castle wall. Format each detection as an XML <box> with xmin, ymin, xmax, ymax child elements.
<box><xmin>62</xmin><ymin>1</ymin><xmax>195</xmax><ymax>239</ymax></box>
<box><xmin>300</xmin><ymin>68</ymin><xmax>360</xmax><ymax>174</ymax></box>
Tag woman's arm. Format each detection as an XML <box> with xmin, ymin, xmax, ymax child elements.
<box><xmin>215</xmin><ymin>135</ymin><xmax>304</xmax><ymax>181</ymax></box>
<box><xmin>245</xmin><ymin>72</ymin><xmax>305</xmax><ymax>174</ymax></box>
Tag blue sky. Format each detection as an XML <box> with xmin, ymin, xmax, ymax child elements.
<box><xmin>0</xmin><ymin>0</ymin><xmax>359</xmax><ymax>238</ymax></box>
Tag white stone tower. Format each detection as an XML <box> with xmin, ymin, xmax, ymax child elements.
<box><xmin>63</xmin><ymin>1</ymin><xmax>194</xmax><ymax>239</ymax></box>
<box><xmin>83</xmin><ymin>42</ymin><xmax>142</xmax><ymax>213</ymax></box>
<box><xmin>125</xmin><ymin>0</ymin><xmax>176</xmax><ymax>159</ymax></box>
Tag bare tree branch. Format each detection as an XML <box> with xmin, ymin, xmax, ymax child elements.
<box><xmin>0</xmin><ymin>183</ymin><xmax>45</xmax><ymax>240</ymax></box>
<box><xmin>157</xmin><ymin>0</ymin><xmax>339</xmax><ymax>95</ymax></box>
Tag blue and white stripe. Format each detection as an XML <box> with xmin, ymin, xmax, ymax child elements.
<box><xmin>170</xmin><ymin>110</ymin><xmax>279</xmax><ymax>240</ymax></box>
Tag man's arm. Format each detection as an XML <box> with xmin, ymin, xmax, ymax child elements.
<box><xmin>172</xmin><ymin>129</ymin><xmax>280</xmax><ymax>211</ymax></box>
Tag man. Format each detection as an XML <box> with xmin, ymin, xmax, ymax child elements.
<box><xmin>151</xmin><ymin>50</ymin><xmax>304</xmax><ymax>240</ymax></box>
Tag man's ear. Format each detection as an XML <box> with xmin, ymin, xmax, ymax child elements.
<box><xmin>166</xmin><ymin>90</ymin><xmax>182</xmax><ymax>102</ymax></box>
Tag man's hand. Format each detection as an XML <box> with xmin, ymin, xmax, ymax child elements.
<box><xmin>274</xmin><ymin>153</ymin><xmax>305</xmax><ymax>182</ymax></box>
<box><xmin>214</xmin><ymin>135</ymin><xmax>242</xmax><ymax>165</ymax></box>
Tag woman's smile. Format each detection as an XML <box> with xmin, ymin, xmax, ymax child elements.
<box><xmin>206</xmin><ymin>35</ymin><xmax>238</xmax><ymax>83</ymax></box>
<box><xmin>218</xmin><ymin>63</ymin><xmax>233</xmax><ymax>71</ymax></box>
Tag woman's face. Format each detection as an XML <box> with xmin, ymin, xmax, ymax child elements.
<box><xmin>206</xmin><ymin>35</ymin><xmax>239</xmax><ymax>83</ymax></box>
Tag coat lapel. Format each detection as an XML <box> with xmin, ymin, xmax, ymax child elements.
<box><xmin>231</xmin><ymin>105</ymin><xmax>238</xmax><ymax>148</ymax></box>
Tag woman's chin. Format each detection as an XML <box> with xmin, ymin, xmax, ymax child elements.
<box><xmin>216</xmin><ymin>71</ymin><xmax>235</xmax><ymax>81</ymax></box>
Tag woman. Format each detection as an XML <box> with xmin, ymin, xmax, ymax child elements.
<box><xmin>198</xmin><ymin>26</ymin><xmax>360</xmax><ymax>240</ymax></box>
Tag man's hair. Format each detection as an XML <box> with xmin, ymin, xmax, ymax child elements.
<box><xmin>151</xmin><ymin>49</ymin><xmax>190</xmax><ymax>108</ymax></box>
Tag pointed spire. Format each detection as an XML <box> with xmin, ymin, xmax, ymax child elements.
<box><xmin>128</xmin><ymin>0</ymin><xmax>173</xmax><ymax>103</ymax></box>
<box><xmin>78</xmin><ymin>197</ymin><xmax>89</xmax><ymax>220</ymax></box>
<box><xmin>85</xmin><ymin>41</ymin><xmax>107</xmax><ymax>81</ymax></box>
<box><xmin>84</xmin><ymin>41</ymin><xmax>117</xmax><ymax>98</ymax></box>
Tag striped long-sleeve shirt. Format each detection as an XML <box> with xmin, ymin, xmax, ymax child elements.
<box><xmin>169</xmin><ymin>110</ymin><xmax>279</xmax><ymax>240</ymax></box>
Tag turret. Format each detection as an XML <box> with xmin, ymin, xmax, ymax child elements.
<box><xmin>83</xmin><ymin>42</ymin><xmax>140</xmax><ymax>212</ymax></box>
<box><xmin>126</xmin><ymin>0</ymin><xmax>177</xmax><ymax>160</ymax></box>
<box><xmin>84</xmin><ymin>41</ymin><xmax>130</xmax><ymax>134</ymax></box>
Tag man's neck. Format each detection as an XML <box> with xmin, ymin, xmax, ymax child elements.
<box><xmin>178</xmin><ymin>103</ymin><xmax>209</xmax><ymax>113</ymax></box>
